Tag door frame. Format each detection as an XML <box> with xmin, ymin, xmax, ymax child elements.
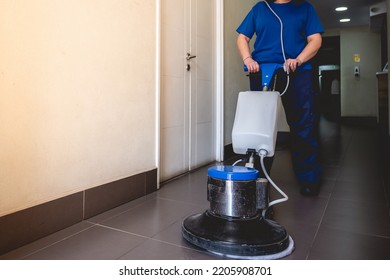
<box><xmin>215</xmin><ymin>0</ymin><xmax>224</xmax><ymax>163</ymax></box>
<box><xmin>155</xmin><ymin>0</ymin><xmax>224</xmax><ymax>187</ymax></box>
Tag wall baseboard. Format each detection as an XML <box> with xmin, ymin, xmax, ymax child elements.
<box><xmin>0</xmin><ymin>169</ymin><xmax>158</xmax><ymax>256</ymax></box>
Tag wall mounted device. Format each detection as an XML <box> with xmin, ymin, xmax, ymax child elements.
<box><xmin>354</xmin><ymin>66</ymin><xmax>360</xmax><ymax>77</ymax></box>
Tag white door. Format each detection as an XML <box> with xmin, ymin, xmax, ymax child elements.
<box><xmin>160</xmin><ymin>0</ymin><xmax>215</xmax><ymax>181</ymax></box>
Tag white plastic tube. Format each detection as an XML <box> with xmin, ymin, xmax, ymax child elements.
<box><xmin>263</xmin><ymin>0</ymin><xmax>290</xmax><ymax>96</ymax></box>
<box><xmin>259</xmin><ymin>149</ymin><xmax>288</xmax><ymax>217</ymax></box>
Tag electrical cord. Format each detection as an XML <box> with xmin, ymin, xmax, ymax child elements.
<box><xmin>230</xmin><ymin>149</ymin><xmax>288</xmax><ymax>217</ymax></box>
<box><xmin>263</xmin><ymin>0</ymin><xmax>290</xmax><ymax>96</ymax></box>
<box><xmin>259</xmin><ymin>149</ymin><xmax>288</xmax><ymax>217</ymax></box>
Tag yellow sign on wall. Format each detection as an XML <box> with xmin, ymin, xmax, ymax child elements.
<box><xmin>353</xmin><ymin>54</ymin><xmax>361</xmax><ymax>63</ymax></box>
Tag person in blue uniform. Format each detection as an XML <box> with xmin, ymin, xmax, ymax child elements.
<box><xmin>236</xmin><ymin>0</ymin><xmax>323</xmax><ymax>196</ymax></box>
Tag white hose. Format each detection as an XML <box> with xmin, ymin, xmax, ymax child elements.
<box><xmin>263</xmin><ymin>0</ymin><xmax>290</xmax><ymax>96</ymax></box>
<box><xmin>259</xmin><ymin>149</ymin><xmax>288</xmax><ymax>217</ymax></box>
<box><xmin>259</xmin><ymin>2</ymin><xmax>289</xmax><ymax>213</ymax></box>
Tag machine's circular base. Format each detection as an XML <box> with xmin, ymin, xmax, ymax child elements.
<box><xmin>182</xmin><ymin>211</ymin><xmax>294</xmax><ymax>259</ymax></box>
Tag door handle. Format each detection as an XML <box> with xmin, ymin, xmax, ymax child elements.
<box><xmin>186</xmin><ymin>53</ymin><xmax>197</xmax><ymax>61</ymax></box>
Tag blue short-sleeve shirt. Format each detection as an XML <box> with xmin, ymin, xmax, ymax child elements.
<box><xmin>236</xmin><ymin>1</ymin><xmax>323</xmax><ymax>70</ymax></box>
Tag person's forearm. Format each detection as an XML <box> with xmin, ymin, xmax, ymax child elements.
<box><xmin>285</xmin><ymin>33</ymin><xmax>321</xmax><ymax>72</ymax></box>
<box><xmin>237</xmin><ymin>33</ymin><xmax>260</xmax><ymax>73</ymax></box>
<box><xmin>237</xmin><ymin>34</ymin><xmax>252</xmax><ymax>61</ymax></box>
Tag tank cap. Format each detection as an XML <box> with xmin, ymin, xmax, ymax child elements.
<box><xmin>208</xmin><ymin>165</ymin><xmax>259</xmax><ymax>181</ymax></box>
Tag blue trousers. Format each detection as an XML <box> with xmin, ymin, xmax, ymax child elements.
<box><xmin>249</xmin><ymin>69</ymin><xmax>322</xmax><ymax>185</ymax></box>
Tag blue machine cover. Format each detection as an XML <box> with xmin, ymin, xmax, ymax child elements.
<box><xmin>208</xmin><ymin>165</ymin><xmax>259</xmax><ymax>181</ymax></box>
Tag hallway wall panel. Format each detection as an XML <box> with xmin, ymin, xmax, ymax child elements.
<box><xmin>0</xmin><ymin>0</ymin><xmax>158</xmax><ymax>217</ymax></box>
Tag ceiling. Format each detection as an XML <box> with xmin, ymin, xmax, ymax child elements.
<box><xmin>309</xmin><ymin>0</ymin><xmax>386</xmax><ymax>29</ymax></box>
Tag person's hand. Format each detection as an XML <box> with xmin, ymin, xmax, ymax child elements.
<box><xmin>244</xmin><ymin>57</ymin><xmax>260</xmax><ymax>73</ymax></box>
<box><xmin>284</xmin><ymin>58</ymin><xmax>302</xmax><ymax>73</ymax></box>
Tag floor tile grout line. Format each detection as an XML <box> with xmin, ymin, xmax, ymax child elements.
<box><xmin>305</xmin><ymin>126</ymin><xmax>352</xmax><ymax>260</ymax></box>
<box><xmin>327</xmin><ymin>196</ymin><xmax>389</xmax><ymax>206</ymax></box>
<box><xmin>305</xmin><ymin>126</ymin><xmax>390</xmax><ymax>259</ymax></box>
<box><xmin>18</xmin><ymin>223</ymin><xmax>97</xmax><ymax>260</ymax></box>
<box><xmin>86</xmin><ymin>205</ymin><xmax>145</xmax><ymax>226</ymax></box>
<box><xmin>91</xmin><ymin>220</ymin><xmax>185</xmax><ymax>245</ymax></box>
<box><xmin>92</xmin><ymin>223</ymin><xmax>152</xmax><ymax>239</ymax></box>
<box><xmin>156</xmin><ymin>196</ymin><xmax>208</xmax><ymax>208</ymax></box>
<box><xmin>304</xmin><ymin>186</ymin><xmax>334</xmax><ymax>260</ymax></box>
<box><xmin>115</xmin><ymin>237</ymin><xmax>209</xmax><ymax>260</ymax></box>
<box><xmin>86</xmin><ymin>196</ymin><xmax>206</xmax><ymax>228</ymax></box>
<box><xmin>86</xmin><ymin>195</ymin><xmax>160</xmax><ymax>225</ymax></box>
<box><xmin>316</xmin><ymin>223</ymin><xmax>390</xmax><ymax>240</ymax></box>
<box><xmin>92</xmin><ymin>223</ymin><xmax>208</xmax><ymax>259</ymax></box>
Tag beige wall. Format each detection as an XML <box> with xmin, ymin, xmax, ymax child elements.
<box><xmin>320</xmin><ymin>26</ymin><xmax>382</xmax><ymax>118</ymax></box>
<box><xmin>0</xmin><ymin>0</ymin><xmax>157</xmax><ymax>217</ymax></box>
<box><xmin>340</xmin><ymin>26</ymin><xmax>381</xmax><ymax>117</ymax></box>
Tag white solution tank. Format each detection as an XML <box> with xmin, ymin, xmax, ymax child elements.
<box><xmin>232</xmin><ymin>91</ymin><xmax>281</xmax><ymax>157</ymax></box>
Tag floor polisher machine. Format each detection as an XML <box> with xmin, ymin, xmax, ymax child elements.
<box><xmin>182</xmin><ymin>63</ymin><xmax>294</xmax><ymax>259</ymax></box>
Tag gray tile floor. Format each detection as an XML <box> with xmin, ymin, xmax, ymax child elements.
<box><xmin>1</xmin><ymin>118</ymin><xmax>390</xmax><ymax>260</ymax></box>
